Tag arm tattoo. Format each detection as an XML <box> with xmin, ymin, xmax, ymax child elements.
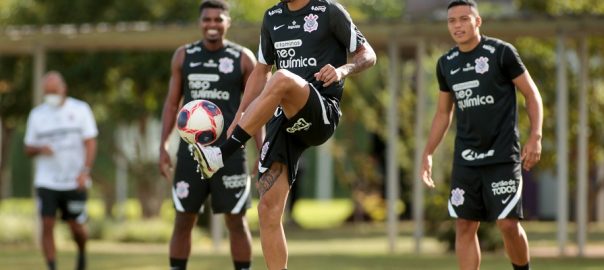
<box><xmin>341</xmin><ymin>45</ymin><xmax>376</xmax><ymax>78</ymax></box>
<box><xmin>256</xmin><ymin>163</ymin><xmax>284</xmax><ymax>197</ymax></box>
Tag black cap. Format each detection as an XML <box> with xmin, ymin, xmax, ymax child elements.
<box><xmin>447</xmin><ymin>0</ymin><xmax>478</xmax><ymax>10</ymax></box>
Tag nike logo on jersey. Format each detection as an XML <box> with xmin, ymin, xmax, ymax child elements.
<box><xmin>450</xmin><ymin>68</ymin><xmax>461</xmax><ymax>75</ymax></box>
<box><xmin>501</xmin><ymin>194</ymin><xmax>512</xmax><ymax>204</ymax></box>
<box><xmin>273</xmin><ymin>24</ymin><xmax>285</xmax><ymax>30</ymax></box>
<box><xmin>190</xmin><ymin>62</ymin><xmax>202</xmax><ymax>68</ymax></box>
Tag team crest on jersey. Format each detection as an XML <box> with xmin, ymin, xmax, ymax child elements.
<box><xmin>450</xmin><ymin>188</ymin><xmax>465</xmax><ymax>207</ymax></box>
<box><xmin>474</xmin><ymin>56</ymin><xmax>489</xmax><ymax>74</ymax></box>
<box><xmin>218</xmin><ymin>57</ymin><xmax>234</xmax><ymax>74</ymax></box>
<box><xmin>303</xmin><ymin>14</ymin><xmax>319</xmax><ymax>33</ymax></box>
<box><xmin>175</xmin><ymin>181</ymin><xmax>190</xmax><ymax>199</ymax></box>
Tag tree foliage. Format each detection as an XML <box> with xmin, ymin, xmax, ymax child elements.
<box><xmin>0</xmin><ymin>0</ymin><xmax>602</xmax><ymax>221</ymax></box>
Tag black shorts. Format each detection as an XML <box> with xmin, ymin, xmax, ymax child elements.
<box><xmin>36</xmin><ymin>188</ymin><xmax>88</xmax><ymax>224</ymax></box>
<box><xmin>172</xmin><ymin>143</ymin><xmax>251</xmax><ymax>214</ymax></box>
<box><xmin>259</xmin><ymin>82</ymin><xmax>340</xmax><ymax>185</ymax></box>
<box><xmin>448</xmin><ymin>162</ymin><xmax>524</xmax><ymax>221</ymax></box>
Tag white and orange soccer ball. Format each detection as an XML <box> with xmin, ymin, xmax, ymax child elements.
<box><xmin>176</xmin><ymin>99</ymin><xmax>224</xmax><ymax>146</ymax></box>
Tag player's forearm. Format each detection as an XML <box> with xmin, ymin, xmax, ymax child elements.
<box><xmin>339</xmin><ymin>44</ymin><xmax>377</xmax><ymax>78</ymax></box>
<box><xmin>515</xmin><ymin>72</ymin><xmax>543</xmax><ymax>140</ymax></box>
<box><xmin>83</xmin><ymin>138</ymin><xmax>97</xmax><ymax>171</ymax></box>
<box><xmin>423</xmin><ymin>111</ymin><xmax>453</xmax><ymax>157</ymax></box>
<box><xmin>525</xmin><ymin>91</ymin><xmax>543</xmax><ymax>140</ymax></box>
<box><xmin>160</xmin><ymin>102</ymin><xmax>179</xmax><ymax>149</ymax></box>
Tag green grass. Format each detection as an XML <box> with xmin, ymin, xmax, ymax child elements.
<box><xmin>3</xmin><ymin>223</ymin><xmax>604</xmax><ymax>269</ymax></box>
<box><xmin>3</xmin><ymin>198</ymin><xmax>604</xmax><ymax>269</ymax></box>
<box><xmin>3</xmin><ymin>240</ymin><xmax>604</xmax><ymax>270</ymax></box>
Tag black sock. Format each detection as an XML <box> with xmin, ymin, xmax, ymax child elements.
<box><xmin>170</xmin><ymin>258</ymin><xmax>188</xmax><ymax>270</ymax></box>
<box><xmin>512</xmin><ymin>263</ymin><xmax>530</xmax><ymax>270</ymax></box>
<box><xmin>76</xmin><ymin>252</ymin><xmax>85</xmax><ymax>270</ymax></box>
<box><xmin>47</xmin><ymin>260</ymin><xmax>56</xmax><ymax>270</ymax></box>
<box><xmin>233</xmin><ymin>261</ymin><xmax>251</xmax><ymax>270</ymax></box>
<box><xmin>220</xmin><ymin>125</ymin><xmax>251</xmax><ymax>159</ymax></box>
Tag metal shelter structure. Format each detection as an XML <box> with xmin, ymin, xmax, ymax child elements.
<box><xmin>2</xmin><ymin>15</ymin><xmax>603</xmax><ymax>256</ymax></box>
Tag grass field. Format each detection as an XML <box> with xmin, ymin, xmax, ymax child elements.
<box><xmin>2</xmin><ymin>223</ymin><xmax>604</xmax><ymax>270</ymax></box>
<box><xmin>3</xmin><ymin>199</ymin><xmax>604</xmax><ymax>269</ymax></box>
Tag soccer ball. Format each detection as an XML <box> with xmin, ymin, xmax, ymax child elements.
<box><xmin>176</xmin><ymin>99</ymin><xmax>224</xmax><ymax>146</ymax></box>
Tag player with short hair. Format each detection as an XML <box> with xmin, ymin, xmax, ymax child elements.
<box><xmin>25</xmin><ymin>71</ymin><xmax>98</xmax><ymax>270</ymax></box>
<box><xmin>158</xmin><ymin>1</ymin><xmax>260</xmax><ymax>269</ymax></box>
<box><xmin>421</xmin><ymin>1</ymin><xmax>543</xmax><ymax>269</ymax></box>
<box><xmin>191</xmin><ymin>0</ymin><xmax>376</xmax><ymax>269</ymax></box>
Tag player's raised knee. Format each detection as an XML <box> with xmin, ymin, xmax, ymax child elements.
<box><xmin>268</xmin><ymin>69</ymin><xmax>298</xmax><ymax>92</ymax></box>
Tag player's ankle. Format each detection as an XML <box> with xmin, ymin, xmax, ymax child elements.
<box><xmin>220</xmin><ymin>125</ymin><xmax>251</xmax><ymax>158</ymax></box>
<box><xmin>512</xmin><ymin>262</ymin><xmax>530</xmax><ymax>270</ymax></box>
<box><xmin>233</xmin><ymin>260</ymin><xmax>251</xmax><ymax>270</ymax></box>
<box><xmin>170</xmin><ymin>257</ymin><xmax>188</xmax><ymax>270</ymax></box>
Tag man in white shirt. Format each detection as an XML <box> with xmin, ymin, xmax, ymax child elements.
<box><xmin>24</xmin><ymin>71</ymin><xmax>98</xmax><ymax>270</ymax></box>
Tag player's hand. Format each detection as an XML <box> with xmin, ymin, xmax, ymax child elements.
<box><xmin>159</xmin><ymin>148</ymin><xmax>173</xmax><ymax>183</ymax></box>
<box><xmin>314</xmin><ymin>64</ymin><xmax>343</xmax><ymax>87</ymax></box>
<box><xmin>76</xmin><ymin>172</ymin><xmax>88</xmax><ymax>191</ymax></box>
<box><xmin>421</xmin><ymin>154</ymin><xmax>436</xmax><ymax>189</ymax></box>
<box><xmin>39</xmin><ymin>145</ymin><xmax>54</xmax><ymax>155</ymax></box>
<box><xmin>521</xmin><ymin>134</ymin><xmax>541</xmax><ymax>171</ymax></box>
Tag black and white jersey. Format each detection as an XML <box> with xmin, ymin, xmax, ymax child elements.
<box><xmin>181</xmin><ymin>40</ymin><xmax>245</xmax><ymax>148</ymax></box>
<box><xmin>259</xmin><ymin>0</ymin><xmax>367</xmax><ymax>101</ymax></box>
<box><xmin>436</xmin><ymin>36</ymin><xmax>526</xmax><ymax>166</ymax></box>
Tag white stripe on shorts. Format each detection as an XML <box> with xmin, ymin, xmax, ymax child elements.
<box><xmin>231</xmin><ymin>176</ymin><xmax>251</xmax><ymax>214</ymax></box>
<box><xmin>310</xmin><ymin>85</ymin><xmax>330</xmax><ymax>125</ymax></box>
<box><xmin>448</xmin><ymin>199</ymin><xmax>458</xmax><ymax>218</ymax></box>
<box><xmin>172</xmin><ymin>187</ymin><xmax>185</xmax><ymax>212</ymax></box>
<box><xmin>497</xmin><ymin>177</ymin><xmax>523</xmax><ymax>219</ymax></box>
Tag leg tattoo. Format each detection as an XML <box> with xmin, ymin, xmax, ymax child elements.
<box><xmin>257</xmin><ymin>164</ymin><xmax>284</xmax><ymax>197</ymax></box>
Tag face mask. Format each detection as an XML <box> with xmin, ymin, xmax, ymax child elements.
<box><xmin>43</xmin><ymin>94</ymin><xmax>63</xmax><ymax>107</ymax></box>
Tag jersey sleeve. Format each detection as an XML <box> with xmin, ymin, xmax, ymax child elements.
<box><xmin>499</xmin><ymin>43</ymin><xmax>526</xmax><ymax>80</ymax></box>
<box><xmin>328</xmin><ymin>2</ymin><xmax>366</xmax><ymax>53</ymax></box>
<box><xmin>80</xmin><ymin>102</ymin><xmax>98</xmax><ymax>139</ymax></box>
<box><xmin>24</xmin><ymin>111</ymin><xmax>39</xmax><ymax>146</ymax></box>
<box><xmin>257</xmin><ymin>14</ymin><xmax>275</xmax><ymax>65</ymax></box>
<box><xmin>436</xmin><ymin>58</ymin><xmax>450</xmax><ymax>92</ymax></box>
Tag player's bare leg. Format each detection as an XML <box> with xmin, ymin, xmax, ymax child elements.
<box><xmin>257</xmin><ymin>162</ymin><xmax>290</xmax><ymax>270</ymax></box>
<box><xmin>66</xmin><ymin>220</ymin><xmax>87</xmax><ymax>270</ymax></box>
<box><xmin>497</xmin><ymin>219</ymin><xmax>530</xmax><ymax>267</ymax></box>
<box><xmin>170</xmin><ymin>212</ymin><xmax>197</xmax><ymax>263</ymax></box>
<box><xmin>456</xmin><ymin>219</ymin><xmax>481</xmax><ymax>270</ymax></box>
<box><xmin>239</xmin><ymin>70</ymin><xmax>310</xmax><ymax>135</ymax></box>
<box><xmin>41</xmin><ymin>217</ymin><xmax>57</xmax><ymax>269</ymax></box>
<box><xmin>224</xmin><ymin>213</ymin><xmax>252</xmax><ymax>265</ymax></box>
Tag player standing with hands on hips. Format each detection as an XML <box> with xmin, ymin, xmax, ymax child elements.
<box><xmin>158</xmin><ymin>1</ymin><xmax>261</xmax><ymax>270</ymax></box>
<box><xmin>24</xmin><ymin>71</ymin><xmax>98</xmax><ymax>270</ymax></box>
<box><xmin>421</xmin><ymin>1</ymin><xmax>543</xmax><ymax>270</ymax></box>
<box><xmin>191</xmin><ymin>0</ymin><xmax>376</xmax><ymax>269</ymax></box>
